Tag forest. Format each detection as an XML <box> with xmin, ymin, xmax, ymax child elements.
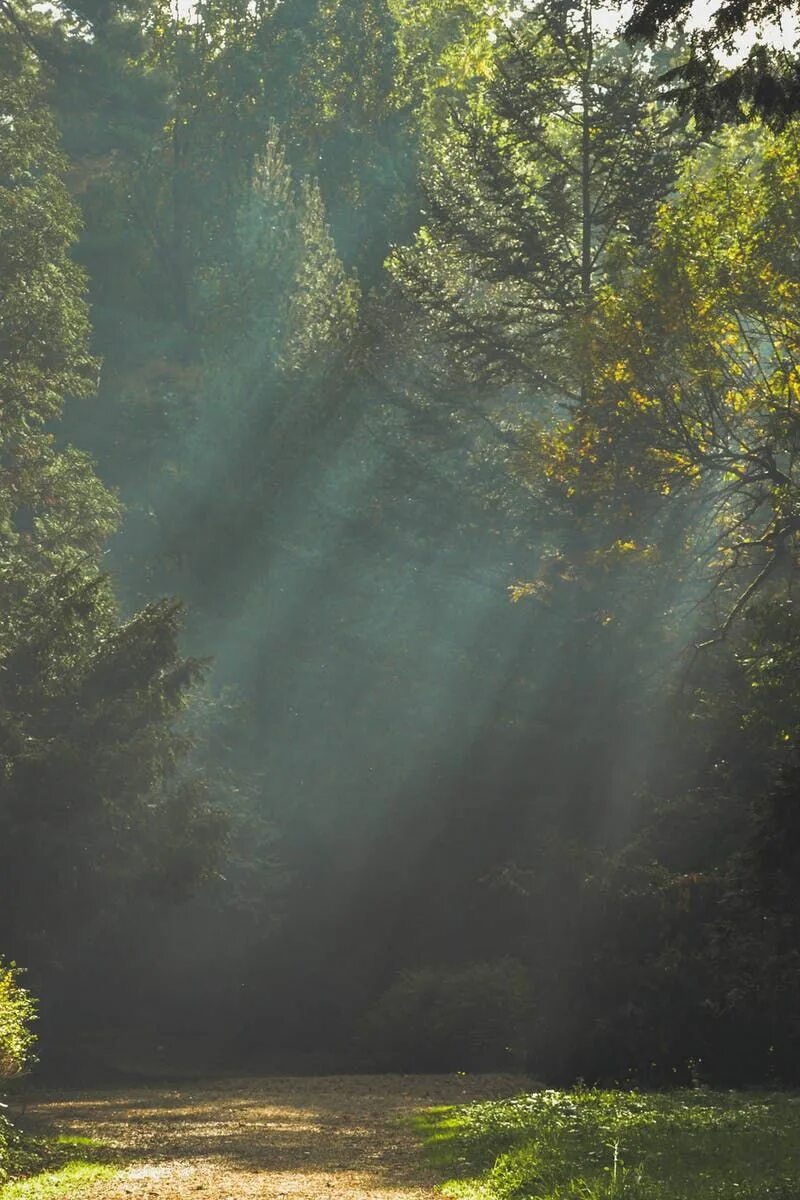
<box><xmin>3</xmin><ymin>0</ymin><xmax>800</xmax><ymax>1192</ymax></box>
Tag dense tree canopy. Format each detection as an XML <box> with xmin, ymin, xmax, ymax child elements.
<box><xmin>391</xmin><ymin>0</ymin><xmax>690</xmax><ymax>398</ymax></box>
<box><xmin>0</xmin><ymin>29</ymin><xmax>226</xmax><ymax>1021</ymax></box>
<box><xmin>3</xmin><ymin>0</ymin><xmax>800</xmax><ymax>1088</ymax></box>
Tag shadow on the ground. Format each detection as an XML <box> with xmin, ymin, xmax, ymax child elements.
<box><xmin>21</xmin><ymin>1075</ymin><xmax>529</xmax><ymax>1189</ymax></box>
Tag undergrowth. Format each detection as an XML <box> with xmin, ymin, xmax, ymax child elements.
<box><xmin>416</xmin><ymin>1087</ymin><xmax>800</xmax><ymax>1200</ymax></box>
<box><xmin>0</xmin><ymin>1122</ymin><xmax>114</xmax><ymax>1198</ymax></box>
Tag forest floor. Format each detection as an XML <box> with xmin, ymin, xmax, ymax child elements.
<box><xmin>19</xmin><ymin>1074</ymin><xmax>527</xmax><ymax>1200</ymax></box>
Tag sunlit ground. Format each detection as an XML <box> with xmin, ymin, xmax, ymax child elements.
<box><xmin>11</xmin><ymin>1075</ymin><xmax>526</xmax><ymax>1200</ymax></box>
<box><xmin>418</xmin><ymin>1088</ymin><xmax>800</xmax><ymax>1200</ymax></box>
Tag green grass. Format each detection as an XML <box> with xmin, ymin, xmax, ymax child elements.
<box><xmin>0</xmin><ymin>1128</ymin><xmax>115</xmax><ymax>1199</ymax></box>
<box><xmin>416</xmin><ymin>1088</ymin><xmax>800</xmax><ymax>1200</ymax></box>
<box><xmin>0</xmin><ymin>1160</ymin><xmax>114</xmax><ymax>1199</ymax></box>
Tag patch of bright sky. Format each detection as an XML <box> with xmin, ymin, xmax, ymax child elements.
<box><xmin>38</xmin><ymin>0</ymin><xmax>800</xmax><ymax>49</ymax></box>
<box><xmin>675</xmin><ymin>0</ymin><xmax>798</xmax><ymax>59</ymax></box>
<box><xmin>495</xmin><ymin>0</ymin><xmax>799</xmax><ymax>59</ymax></box>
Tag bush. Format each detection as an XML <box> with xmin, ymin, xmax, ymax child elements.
<box><xmin>361</xmin><ymin>959</ymin><xmax>530</xmax><ymax>1072</ymax></box>
<box><xmin>0</xmin><ymin>963</ymin><xmax>36</xmax><ymax>1082</ymax></box>
<box><xmin>0</xmin><ymin>1112</ymin><xmax>44</xmax><ymax>1188</ymax></box>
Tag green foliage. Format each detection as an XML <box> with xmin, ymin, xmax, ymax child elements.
<box><xmin>7</xmin><ymin>0</ymin><xmax>800</xmax><ymax>1092</ymax></box>
<box><xmin>0</xmin><ymin>37</ymin><xmax>97</xmax><ymax>430</ymax></box>
<box><xmin>362</xmin><ymin>960</ymin><xmax>530</xmax><ymax>1071</ymax></box>
<box><xmin>0</xmin><ymin>964</ymin><xmax>35</xmax><ymax>1082</ymax></box>
<box><xmin>526</xmin><ymin>122</ymin><xmax>800</xmax><ymax>645</ymax></box>
<box><xmin>389</xmin><ymin>0</ymin><xmax>690</xmax><ymax>394</ymax></box>
<box><xmin>0</xmin><ymin>1118</ymin><xmax>40</xmax><ymax>1192</ymax></box>
<box><xmin>0</xmin><ymin>1132</ymin><xmax>113</xmax><ymax>1196</ymax></box>
<box><xmin>0</xmin><ymin>1159</ymin><xmax>114</xmax><ymax>1199</ymax></box>
<box><xmin>419</xmin><ymin>1088</ymin><xmax>800</xmax><ymax>1200</ymax></box>
<box><xmin>0</xmin><ymin>570</ymin><xmax>229</xmax><ymax>965</ymax></box>
<box><xmin>0</xmin><ymin>27</ymin><xmax>228</xmax><ymax>1012</ymax></box>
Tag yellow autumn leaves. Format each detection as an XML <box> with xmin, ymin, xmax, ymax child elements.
<box><xmin>522</xmin><ymin>124</ymin><xmax>800</xmax><ymax>561</ymax></box>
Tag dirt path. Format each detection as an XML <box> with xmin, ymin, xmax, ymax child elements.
<box><xmin>26</xmin><ymin>1074</ymin><xmax>527</xmax><ymax>1199</ymax></box>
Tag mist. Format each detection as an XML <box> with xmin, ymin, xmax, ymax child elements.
<box><xmin>3</xmin><ymin>0</ymin><xmax>800</xmax><ymax>1100</ymax></box>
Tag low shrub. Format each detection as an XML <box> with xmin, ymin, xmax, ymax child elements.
<box><xmin>0</xmin><ymin>1114</ymin><xmax>44</xmax><ymax>1188</ymax></box>
<box><xmin>361</xmin><ymin>959</ymin><xmax>530</xmax><ymax>1072</ymax></box>
<box><xmin>0</xmin><ymin>963</ymin><xmax>36</xmax><ymax>1082</ymax></box>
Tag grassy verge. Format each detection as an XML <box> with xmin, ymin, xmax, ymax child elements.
<box><xmin>416</xmin><ymin>1087</ymin><xmax>800</xmax><ymax>1200</ymax></box>
<box><xmin>0</xmin><ymin>1125</ymin><xmax>115</xmax><ymax>1199</ymax></box>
